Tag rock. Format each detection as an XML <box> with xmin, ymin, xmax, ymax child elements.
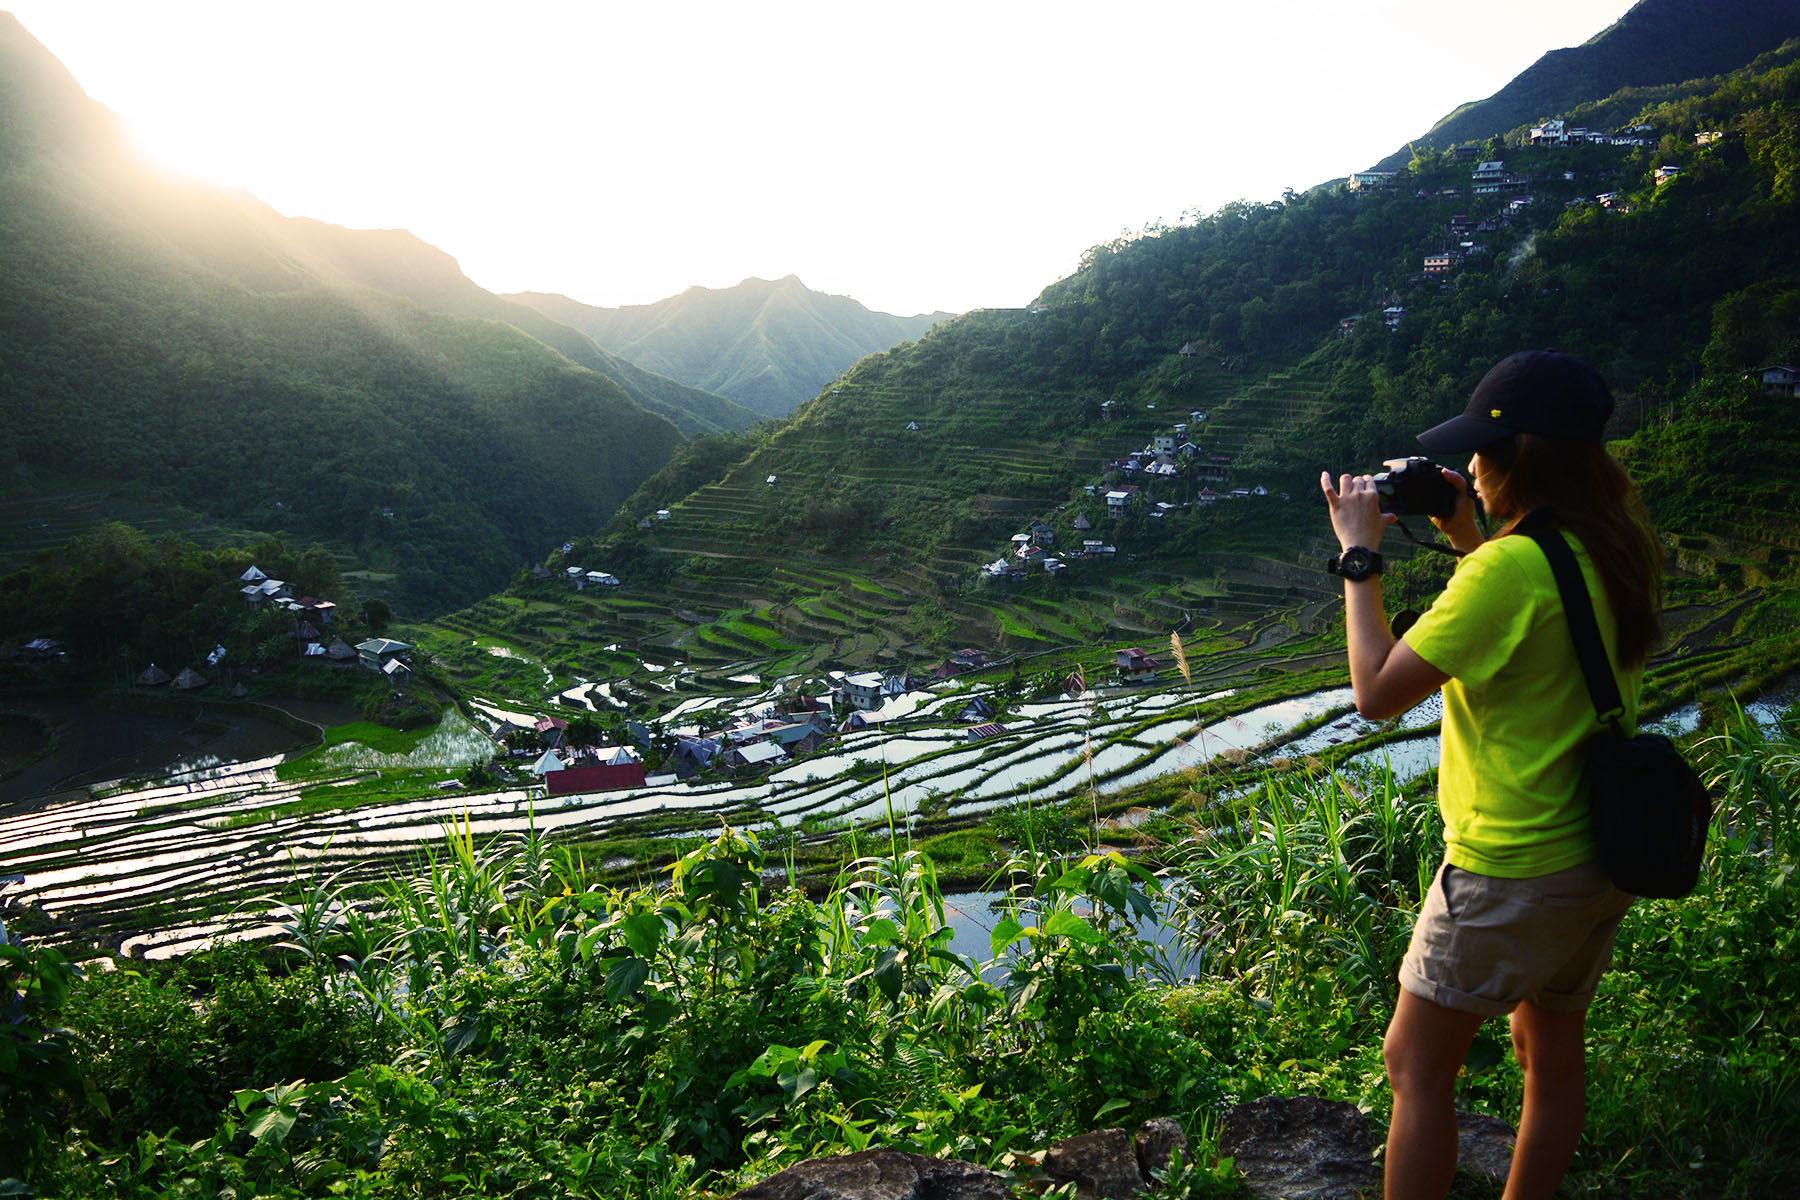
<box><xmin>1455</xmin><ymin>1110</ymin><xmax>1516</xmax><ymax>1184</ymax></box>
<box><xmin>1218</xmin><ymin>1095</ymin><xmax>1379</xmax><ymax>1200</ymax></box>
<box><xmin>730</xmin><ymin>1117</ymin><xmax>1193</xmax><ymax>1200</ymax></box>
<box><xmin>1041</xmin><ymin>1127</ymin><xmax>1145</xmax><ymax>1199</ymax></box>
<box><xmin>728</xmin><ymin>1150</ymin><xmax>1010</xmax><ymax>1200</ymax></box>
<box><xmin>1133</xmin><ymin>1116</ymin><xmax>1190</xmax><ymax>1181</ymax></box>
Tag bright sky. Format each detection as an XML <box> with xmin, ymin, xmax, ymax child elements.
<box><xmin>9</xmin><ymin>0</ymin><xmax>1640</xmax><ymax>316</ymax></box>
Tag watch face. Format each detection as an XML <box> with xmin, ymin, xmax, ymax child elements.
<box><xmin>1339</xmin><ymin>547</ymin><xmax>1375</xmax><ymax>578</ymax></box>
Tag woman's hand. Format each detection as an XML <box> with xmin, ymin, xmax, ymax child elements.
<box><xmin>1423</xmin><ymin>464</ymin><xmax>1483</xmax><ymax>554</ymax></box>
<box><xmin>1319</xmin><ymin>470</ymin><xmax>1396</xmax><ymax>551</ymax></box>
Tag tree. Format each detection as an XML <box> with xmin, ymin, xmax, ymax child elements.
<box><xmin>362</xmin><ymin>598</ymin><xmax>391</xmax><ymax>634</ymax></box>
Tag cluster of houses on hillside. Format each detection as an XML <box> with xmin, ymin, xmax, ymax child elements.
<box><xmin>1527</xmin><ymin>120</ymin><xmax>1657</xmax><ymax>148</ymax></box>
<box><xmin>1099</xmin><ymin>421</ymin><xmax>1284</xmax><ymax>507</ymax></box>
<box><xmin>980</xmin><ymin>417</ymin><xmax>1283</xmax><ymax>583</ymax></box>
<box><xmin>499</xmin><ymin>647</ymin><xmax>1058</xmax><ymax>793</ymax></box>
<box><xmin>120</xmin><ymin>566</ymin><xmax>412</xmax><ymax>695</ymax></box>
<box><xmin>1350</xmin><ymin>124</ymin><xmax>1662</xmax><ymax>200</ymax></box>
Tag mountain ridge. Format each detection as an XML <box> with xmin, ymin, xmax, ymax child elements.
<box><xmin>510</xmin><ymin>276</ymin><xmax>953</xmax><ymax>419</ymax></box>
<box><xmin>1371</xmin><ymin>0</ymin><xmax>1800</xmax><ymax>169</ymax></box>
<box><xmin>0</xmin><ymin>13</ymin><xmax>689</xmax><ymax>611</ymax></box>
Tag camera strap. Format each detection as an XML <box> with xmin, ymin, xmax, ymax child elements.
<box><xmin>1390</xmin><ymin>518</ymin><xmax>1466</xmax><ymax>559</ymax></box>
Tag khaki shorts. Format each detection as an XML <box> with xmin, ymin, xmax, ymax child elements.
<box><xmin>1399</xmin><ymin>859</ymin><xmax>1635</xmax><ymax>1017</ymax></box>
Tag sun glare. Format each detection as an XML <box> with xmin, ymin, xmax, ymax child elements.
<box><xmin>121</xmin><ymin>119</ymin><xmax>247</xmax><ymax>190</ymax></box>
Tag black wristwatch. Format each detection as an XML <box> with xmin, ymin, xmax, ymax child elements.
<box><xmin>1328</xmin><ymin>546</ymin><xmax>1384</xmax><ymax>581</ymax></box>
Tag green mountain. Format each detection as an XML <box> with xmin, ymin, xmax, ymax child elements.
<box><xmin>281</xmin><ymin>219</ymin><xmax>761</xmax><ymax>438</ymax></box>
<box><xmin>1372</xmin><ymin>0</ymin><xmax>1800</xmax><ymax>168</ymax></box>
<box><xmin>0</xmin><ymin>13</ymin><xmax>691</xmax><ymax>613</ymax></box>
<box><xmin>459</xmin><ymin>28</ymin><xmax>1800</xmax><ymax>682</ymax></box>
<box><xmin>509</xmin><ymin>276</ymin><xmax>953</xmax><ymax>419</ymax></box>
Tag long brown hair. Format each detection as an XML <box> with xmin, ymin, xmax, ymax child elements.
<box><xmin>1479</xmin><ymin>432</ymin><xmax>1663</xmax><ymax>667</ymax></box>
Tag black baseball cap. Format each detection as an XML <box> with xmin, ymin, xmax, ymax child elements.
<box><xmin>1417</xmin><ymin>350</ymin><xmax>1614</xmax><ymax>454</ymax></box>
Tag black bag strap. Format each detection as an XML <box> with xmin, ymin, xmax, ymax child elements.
<box><xmin>1517</xmin><ymin>509</ymin><xmax>1626</xmax><ymax>731</ymax></box>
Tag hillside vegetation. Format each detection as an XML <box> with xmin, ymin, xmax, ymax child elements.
<box><xmin>8</xmin><ymin>718</ymin><xmax>1800</xmax><ymax>1197</ymax></box>
<box><xmin>441</xmin><ymin>38</ymin><xmax>1800</xmax><ymax>689</ymax></box>
<box><xmin>1369</xmin><ymin>0</ymin><xmax>1800</xmax><ymax>168</ymax></box>
<box><xmin>512</xmin><ymin>275</ymin><xmax>952</xmax><ymax>419</ymax></box>
<box><xmin>0</xmin><ymin>15</ymin><xmax>701</xmax><ymax>614</ymax></box>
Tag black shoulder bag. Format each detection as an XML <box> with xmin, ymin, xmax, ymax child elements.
<box><xmin>1521</xmin><ymin>520</ymin><xmax>1712</xmax><ymax>898</ymax></box>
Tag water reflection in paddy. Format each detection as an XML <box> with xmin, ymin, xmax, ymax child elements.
<box><xmin>19</xmin><ymin>676</ymin><xmax>1787</xmax><ymax>953</ymax></box>
<box><xmin>309</xmin><ymin>714</ymin><xmax>493</xmax><ymax>771</ymax></box>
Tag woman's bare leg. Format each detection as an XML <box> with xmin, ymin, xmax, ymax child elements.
<box><xmin>1384</xmin><ymin>989</ymin><xmax>1487</xmax><ymax>1199</ymax></box>
<box><xmin>1504</xmin><ymin>1000</ymin><xmax>1588</xmax><ymax>1200</ymax></box>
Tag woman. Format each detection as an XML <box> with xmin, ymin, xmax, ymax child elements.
<box><xmin>1318</xmin><ymin>350</ymin><xmax>1662</xmax><ymax>1200</ymax></box>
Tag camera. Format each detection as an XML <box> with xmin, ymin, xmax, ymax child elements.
<box><xmin>1372</xmin><ymin>458</ymin><xmax>1461</xmax><ymax>519</ymax></box>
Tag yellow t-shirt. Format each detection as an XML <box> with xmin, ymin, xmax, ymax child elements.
<box><xmin>1402</xmin><ymin>532</ymin><xmax>1641</xmax><ymax>878</ymax></box>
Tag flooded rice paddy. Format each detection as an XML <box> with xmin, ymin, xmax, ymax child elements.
<box><xmin>3</xmin><ymin>675</ymin><xmax>1791</xmax><ymax>958</ymax></box>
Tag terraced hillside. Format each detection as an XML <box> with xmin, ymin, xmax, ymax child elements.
<box><xmin>0</xmin><ymin>484</ymin><xmax>274</xmax><ymax>576</ymax></box>
<box><xmin>400</xmin><ymin>345</ymin><xmax>1453</xmax><ymax>711</ymax></box>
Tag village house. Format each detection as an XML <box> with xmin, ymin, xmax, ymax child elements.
<box><xmin>1530</xmin><ymin>120</ymin><xmax>1568</xmax><ymax>145</ymax></box>
<box><xmin>297</xmin><ymin>597</ymin><xmax>336</xmax><ymax>625</ymax></box>
<box><xmin>1422</xmin><ymin>252</ymin><xmax>1455</xmax><ymax>275</ymax></box>
<box><xmin>1655</xmin><ymin>165</ymin><xmax>1682</xmax><ymax>186</ymax></box>
<box><xmin>964</xmin><ymin>722</ymin><xmax>1009</xmax><ymax>742</ymax></box>
<box><xmin>1757</xmin><ymin>365</ymin><xmax>1799</xmax><ymax>398</ymax></box>
<box><xmin>1105</xmin><ymin>486</ymin><xmax>1140</xmax><ymax>517</ymax></box>
<box><xmin>17</xmin><ymin>638</ymin><xmax>65</xmax><ymax>663</ymax></box>
<box><xmin>671</xmin><ymin>736</ymin><xmax>724</xmax><ymax>780</ymax></box>
<box><xmin>838</xmin><ymin>710</ymin><xmax>890</xmax><ymax>734</ymax></box>
<box><xmin>958</xmin><ymin>695</ymin><xmax>994</xmax><ymax>724</ymax></box>
<box><xmin>1346</xmin><ymin>171</ymin><xmax>1395</xmax><ymax>192</ymax></box>
<box><xmin>1116</xmin><ymin>647</ymin><xmax>1162</xmax><ymax>684</ymax></box>
<box><xmin>356</xmin><ymin>637</ymin><xmax>412</xmax><ymax>673</ymax></box>
<box><xmin>841</xmin><ymin>670</ymin><xmax>886</xmax><ymax>712</ymax></box>
<box><xmin>933</xmin><ymin>648</ymin><xmax>991</xmax><ymax>678</ymax></box>
<box><xmin>545</xmin><ymin>746</ymin><xmax>647</xmax><ymax>794</ymax></box>
<box><xmin>242</xmin><ymin>576</ymin><xmax>292</xmax><ymax>608</ymax></box>
<box><xmin>1029</xmin><ymin>520</ymin><xmax>1055</xmax><ymax>547</ymax></box>
<box><xmin>724</xmin><ymin>740</ymin><xmax>787</xmax><ymax>774</ymax></box>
